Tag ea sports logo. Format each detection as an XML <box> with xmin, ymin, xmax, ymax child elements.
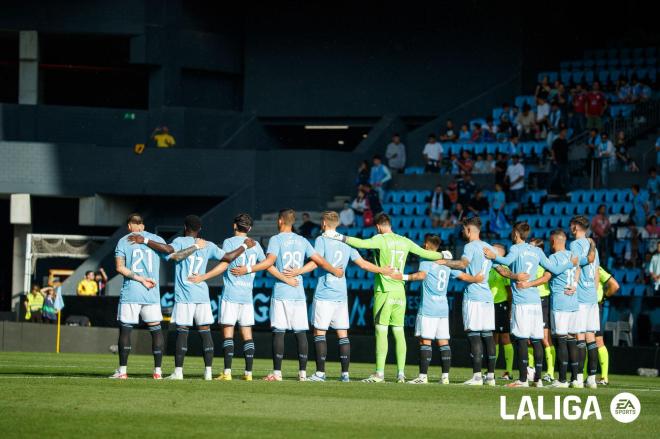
<box><xmin>610</xmin><ymin>392</ymin><xmax>641</xmax><ymax>423</ymax></box>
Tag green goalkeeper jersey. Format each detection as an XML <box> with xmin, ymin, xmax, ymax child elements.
<box><xmin>346</xmin><ymin>233</ymin><xmax>443</xmax><ymax>295</ymax></box>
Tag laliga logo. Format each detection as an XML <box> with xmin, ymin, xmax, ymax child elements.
<box><xmin>500</xmin><ymin>393</ymin><xmax>641</xmax><ymax>423</ymax></box>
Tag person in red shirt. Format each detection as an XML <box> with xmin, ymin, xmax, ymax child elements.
<box><xmin>591</xmin><ymin>204</ymin><xmax>611</xmax><ymax>259</ymax></box>
<box><xmin>585</xmin><ymin>81</ymin><xmax>608</xmax><ymax>131</ymax></box>
<box><xmin>570</xmin><ymin>84</ymin><xmax>587</xmax><ymax>134</ymax></box>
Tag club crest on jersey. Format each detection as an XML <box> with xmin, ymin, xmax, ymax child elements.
<box><xmin>500</xmin><ymin>395</ymin><xmax>602</xmax><ymax>421</ymax></box>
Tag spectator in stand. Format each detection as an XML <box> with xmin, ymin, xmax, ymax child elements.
<box><xmin>623</xmin><ymin>222</ymin><xmax>648</xmax><ymax>268</ymax></box>
<box><xmin>615</xmin><ymin>131</ymin><xmax>639</xmax><ymax>172</ymax></box>
<box><xmin>616</xmin><ymin>77</ymin><xmax>632</xmax><ymax>103</ymax></box>
<box><xmin>299</xmin><ymin>213</ymin><xmax>320</xmax><ymax>239</ymax></box>
<box><xmin>458</xmin><ymin>123</ymin><xmax>472</xmax><ymax>141</ymax></box>
<box><xmin>569</xmin><ymin>83</ymin><xmax>587</xmax><ymax>134</ymax></box>
<box><xmin>506</xmin><ymin>135</ymin><xmax>520</xmax><ymax>156</ymax></box>
<box><xmin>656</xmin><ymin>129</ymin><xmax>660</xmax><ymax>166</ymax></box>
<box><xmin>500</xmin><ymin>103</ymin><xmax>514</xmax><ymax>123</ymax></box>
<box><xmin>591</xmin><ymin>205</ymin><xmax>611</xmax><ymax>260</ymax></box>
<box><xmin>356</xmin><ymin>160</ymin><xmax>370</xmax><ymax>186</ymax></box>
<box><xmin>585</xmin><ymin>128</ymin><xmax>601</xmax><ymax>177</ymax></box>
<box><xmin>448</xmin><ymin>153</ymin><xmax>461</xmax><ymax>176</ymax></box>
<box><xmin>362</xmin><ymin>183</ymin><xmax>383</xmax><ymax>215</ymax></box>
<box><xmin>369</xmin><ymin>155</ymin><xmax>392</xmax><ymax>200</ymax></box>
<box><xmin>645</xmin><ymin>215</ymin><xmax>659</xmax><ymax>250</ymax></box>
<box><xmin>473</xmin><ymin>154</ymin><xmax>490</xmax><ymax>174</ymax></box>
<box><xmin>647</xmin><ymin>167</ymin><xmax>658</xmax><ymax>209</ymax></box>
<box><xmin>77</xmin><ymin>271</ymin><xmax>99</xmax><ymax>296</ymax></box>
<box><xmin>351</xmin><ymin>189</ymin><xmax>368</xmax><ymax>215</ymax></box>
<box><xmin>484</xmin><ymin>153</ymin><xmax>496</xmax><ymax>173</ymax></box>
<box><xmin>550</xmin><ymin>127</ymin><xmax>570</xmax><ymax>195</ymax></box>
<box><xmin>95</xmin><ymin>268</ymin><xmax>108</xmax><ymax>296</ymax></box>
<box><xmin>535</xmin><ymin>96</ymin><xmax>551</xmax><ymax>139</ymax></box>
<box><xmin>649</xmin><ymin>241</ymin><xmax>660</xmax><ymax>294</ymax></box>
<box><xmin>422</xmin><ymin>134</ymin><xmax>443</xmax><ymax>173</ymax></box>
<box><xmin>630</xmin><ymin>77</ymin><xmax>644</xmax><ymax>103</ymax></box>
<box><xmin>494</xmin><ymin>153</ymin><xmax>508</xmax><ymax>187</ymax></box>
<box><xmin>467</xmin><ymin>190</ymin><xmax>489</xmax><ymax>216</ymax></box>
<box><xmin>458</xmin><ymin>150</ymin><xmax>474</xmax><ymax>175</ymax></box>
<box><xmin>631</xmin><ymin>184</ymin><xmax>649</xmax><ymax>227</ymax></box>
<box><xmin>535</xmin><ymin>75</ymin><xmax>551</xmax><ymax>100</ymax></box>
<box><xmin>457</xmin><ymin>173</ymin><xmax>477</xmax><ymax>205</ymax></box>
<box><xmin>505</xmin><ymin>154</ymin><xmax>525</xmax><ymax>202</ymax></box>
<box><xmin>482</xmin><ymin>117</ymin><xmax>498</xmax><ymax>142</ymax></box>
<box><xmin>427</xmin><ymin>184</ymin><xmax>450</xmax><ymax>227</ymax></box>
<box><xmin>546</xmin><ymin>101</ymin><xmax>563</xmax><ymax>147</ymax></box>
<box><xmin>445</xmin><ymin>181</ymin><xmax>459</xmax><ymax>211</ymax></box>
<box><xmin>585</xmin><ymin>81</ymin><xmax>608</xmax><ymax>131</ymax></box>
<box><xmin>637</xmin><ymin>80</ymin><xmax>653</xmax><ymax>103</ymax></box>
<box><xmin>497</xmin><ymin>116</ymin><xmax>514</xmax><ymax>141</ymax></box>
<box><xmin>597</xmin><ymin>132</ymin><xmax>616</xmax><ymax>187</ymax></box>
<box><xmin>24</xmin><ymin>284</ymin><xmax>46</xmax><ymax>322</ymax></box>
<box><xmin>385</xmin><ymin>134</ymin><xmax>406</xmax><ymax>173</ymax></box>
<box><xmin>42</xmin><ymin>287</ymin><xmax>58</xmax><ymax>324</ymax></box>
<box><xmin>553</xmin><ymin>82</ymin><xmax>569</xmax><ymax>114</ymax></box>
<box><xmin>471</xmin><ymin>123</ymin><xmax>483</xmax><ymax>142</ymax></box>
<box><xmin>151</xmin><ymin>126</ymin><xmax>176</xmax><ymax>148</ymax></box>
<box><xmin>339</xmin><ymin>201</ymin><xmax>355</xmax><ymax>227</ymax></box>
<box><xmin>516</xmin><ymin>104</ymin><xmax>536</xmax><ymax>141</ymax></box>
<box><xmin>445</xmin><ymin>202</ymin><xmax>466</xmax><ymax>229</ymax></box>
<box><xmin>490</xmin><ymin>183</ymin><xmax>506</xmax><ymax>211</ymax></box>
<box><xmin>440</xmin><ymin>119</ymin><xmax>458</xmax><ymax>142</ymax></box>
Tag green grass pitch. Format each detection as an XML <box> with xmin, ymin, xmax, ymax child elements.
<box><xmin>0</xmin><ymin>352</ymin><xmax>659</xmax><ymax>438</ymax></box>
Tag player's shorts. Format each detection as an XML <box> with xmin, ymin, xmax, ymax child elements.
<box><xmin>415</xmin><ymin>314</ymin><xmax>450</xmax><ymax>340</ymax></box>
<box><xmin>510</xmin><ymin>303</ymin><xmax>544</xmax><ymax>339</ymax></box>
<box><xmin>311</xmin><ymin>299</ymin><xmax>349</xmax><ymax>331</ymax></box>
<box><xmin>494</xmin><ymin>301</ymin><xmax>510</xmax><ymax>333</ymax></box>
<box><xmin>219</xmin><ymin>299</ymin><xmax>254</xmax><ymax>327</ymax></box>
<box><xmin>595</xmin><ymin>302</ymin><xmax>604</xmax><ymax>337</ymax></box>
<box><xmin>117</xmin><ymin>303</ymin><xmax>162</xmax><ymax>325</ymax></box>
<box><xmin>551</xmin><ymin>310</ymin><xmax>579</xmax><ymax>336</ymax></box>
<box><xmin>462</xmin><ymin>299</ymin><xmax>495</xmax><ymax>332</ymax></box>
<box><xmin>171</xmin><ymin>303</ymin><xmax>214</xmax><ymax>327</ymax></box>
<box><xmin>270</xmin><ymin>299</ymin><xmax>309</xmax><ymax>331</ymax></box>
<box><xmin>540</xmin><ymin>296</ymin><xmax>550</xmax><ymax>329</ymax></box>
<box><xmin>575</xmin><ymin>302</ymin><xmax>600</xmax><ymax>333</ymax></box>
<box><xmin>373</xmin><ymin>292</ymin><xmax>406</xmax><ymax>327</ymax></box>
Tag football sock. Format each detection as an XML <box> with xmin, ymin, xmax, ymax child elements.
<box><xmin>545</xmin><ymin>346</ymin><xmax>555</xmax><ymax>377</ymax></box>
<box><xmin>516</xmin><ymin>338</ymin><xmax>529</xmax><ymax>382</ymax></box>
<box><xmin>527</xmin><ymin>346</ymin><xmax>534</xmax><ymax>368</ymax></box>
<box><xmin>419</xmin><ymin>345</ymin><xmax>432</xmax><ymax>375</ymax></box>
<box><xmin>375</xmin><ymin>325</ymin><xmax>389</xmax><ymax>374</ymax></box>
<box><xmin>467</xmin><ymin>331</ymin><xmax>483</xmax><ymax>373</ymax></box>
<box><xmin>314</xmin><ymin>334</ymin><xmax>327</xmax><ymax>373</ymax></box>
<box><xmin>338</xmin><ymin>337</ymin><xmax>350</xmax><ymax>373</ymax></box>
<box><xmin>118</xmin><ymin>323</ymin><xmax>133</xmax><ymax>367</ymax></box>
<box><xmin>586</xmin><ymin>341</ymin><xmax>598</xmax><ymax>377</ymax></box>
<box><xmin>199</xmin><ymin>329</ymin><xmax>214</xmax><ymax>368</ymax></box>
<box><xmin>531</xmin><ymin>339</ymin><xmax>543</xmax><ymax>382</ymax></box>
<box><xmin>576</xmin><ymin>340</ymin><xmax>587</xmax><ymax>376</ymax></box>
<box><xmin>482</xmin><ymin>331</ymin><xmax>496</xmax><ymax>374</ymax></box>
<box><xmin>148</xmin><ymin>324</ymin><xmax>163</xmax><ymax>368</ymax></box>
<box><xmin>243</xmin><ymin>339</ymin><xmax>255</xmax><ymax>373</ymax></box>
<box><xmin>598</xmin><ymin>345</ymin><xmax>609</xmax><ymax>380</ymax></box>
<box><xmin>439</xmin><ymin>345</ymin><xmax>451</xmax><ymax>374</ymax></box>
<box><xmin>503</xmin><ymin>343</ymin><xmax>514</xmax><ymax>374</ymax></box>
<box><xmin>175</xmin><ymin>326</ymin><xmax>189</xmax><ymax>368</ymax></box>
<box><xmin>294</xmin><ymin>331</ymin><xmax>308</xmax><ymax>373</ymax></box>
<box><xmin>223</xmin><ymin>338</ymin><xmax>234</xmax><ymax>371</ymax></box>
<box><xmin>392</xmin><ymin>326</ymin><xmax>407</xmax><ymax>373</ymax></box>
<box><xmin>272</xmin><ymin>330</ymin><xmax>285</xmax><ymax>372</ymax></box>
<box><xmin>567</xmin><ymin>337</ymin><xmax>579</xmax><ymax>380</ymax></box>
<box><xmin>495</xmin><ymin>344</ymin><xmax>500</xmax><ymax>364</ymax></box>
<box><xmin>556</xmin><ymin>336</ymin><xmax>568</xmax><ymax>382</ymax></box>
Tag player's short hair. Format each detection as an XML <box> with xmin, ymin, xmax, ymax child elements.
<box><xmin>461</xmin><ymin>216</ymin><xmax>482</xmax><ymax>230</ymax></box>
<box><xmin>184</xmin><ymin>215</ymin><xmax>202</xmax><ymax>232</ymax></box>
<box><xmin>85</xmin><ymin>270</ymin><xmax>94</xmax><ymax>276</ymax></box>
<box><xmin>550</xmin><ymin>229</ymin><xmax>567</xmax><ymax>240</ymax></box>
<box><xmin>513</xmin><ymin>221</ymin><xmax>531</xmax><ymax>240</ymax></box>
<box><xmin>233</xmin><ymin>213</ymin><xmax>253</xmax><ymax>233</ymax></box>
<box><xmin>321</xmin><ymin>211</ymin><xmax>339</xmax><ymax>227</ymax></box>
<box><xmin>570</xmin><ymin>215</ymin><xmax>589</xmax><ymax>230</ymax></box>
<box><xmin>279</xmin><ymin>208</ymin><xmax>296</xmax><ymax>226</ymax></box>
<box><xmin>126</xmin><ymin>213</ymin><xmax>143</xmax><ymax>225</ymax></box>
<box><xmin>530</xmin><ymin>238</ymin><xmax>544</xmax><ymax>249</ymax></box>
<box><xmin>375</xmin><ymin>212</ymin><xmax>391</xmax><ymax>226</ymax></box>
<box><xmin>424</xmin><ymin>234</ymin><xmax>441</xmax><ymax>251</ymax></box>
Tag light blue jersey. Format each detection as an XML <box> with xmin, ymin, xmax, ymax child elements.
<box><xmin>313</xmin><ymin>236</ymin><xmax>360</xmax><ymax>302</ymax></box>
<box><xmin>569</xmin><ymin>238</ymin><xmax>599</xmax><ymax>305</ymax></box>
<box><xmin>115</xmin><ymin>231</ymin><xmax>165</xmax><ymax>304</ymax></box>
<box><xmin>418</xmin><ymin>261</ymin><xmax>461</xmax><ymax>318</ymax></box>
<box><xmin>221</xmin><ymin>236</ymin><xmax>266</xmax><ymax>304</ymax></box>
<box><xmin>548</xmin><ymin>250</ymin><xmax>579</xmax><ymax>312</ymax></box>
<box><xmin>462</xmin><ymin>240</ymin><xmax>496</xmax><ymax>302</ymax></box>
<box><xmin>169</xmin><ymin>236</ymin><xmax>225</xmax><ymax>304</ymax></box>
<box><xmin>495</xmin><ymin>243</ymin><xmax>573</xmax><ymax>305</ymax></box>
<box><xmin>267</xmin><ymin>232</ymin><xmax>317</xmax><ymax>301</ymax></box>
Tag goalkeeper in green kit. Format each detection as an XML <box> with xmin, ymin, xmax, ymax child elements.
<box><xmin>323</xmin><ymin>213</ymin><xmax>450</xmax><ymax>383</ymax></box>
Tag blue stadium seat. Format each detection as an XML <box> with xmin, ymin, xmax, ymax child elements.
<box><xmin>560</xmin><ymin>71</ymin><xmax>572</xmax><ymax>84</ymax></box>
<box><xmin>347</xmin><ymin>279</ymin><xmax>360</xmax><ymax>291</ymax></box>
<box><xmin>400</xmin><ymin>217</ymin><xmax>414</xmax><ymax>228</ymax></box>
<box><xmin>633</xmin><ymin>285</ymin><xmax>646</xmax><ymax>297</ymax></box>
<box><xmin>597</xmin><ymin>70</ymin><xmax>609</xmax><ymax>84</ymax></box>
<box><xmin>438</xmin><ymin>228</ymin><xmax>453</xmax><ymax>242</ymax></box>
<box><xmin>609</xmin><ymin>69</ymin><xmax>621</xmax><ymax>82</ymax></box>
<box><xmin>620</xmin><ymin>284</ymin><xmax>633</xmax><ymax>296</ymax></box>
<box><xmin>486</xmin><ymin>143</ymin><xmax>499</xmax><ymax>155</ymax></box>
<box><xmin>572</xmin><ymin>71</ymin><xmax>584</xmax><ymax>84</ymax></box>
<box><xmin>474</xmin><ymin>143</ymin><xmax>487</xmax><ymax>155</ymax></box>
<box><xmin>584</xmin><ymin>70</ymin><xmax>594</xmax><ymax>84</ymax></box>
<box><xmin>414</xmin><ymin>191</ymin><xmax>430</xmax><ymax>203</ymax></box>
<box><xmin>613</xmin><ymin>240</ymin><xmax>627</xmax><ymax>255</ymax></box>
<box><xmin>362</xmin><ymin>228</ymin><xmax>376</xmax><ymax>238</ymax></box>
<box><xmin>403</xmin><ymin>191</ymin><xmax>416</xmax><ymax>203</ymax></box>
<box><xmin>546</xmin><ymin>217</ymin><xmax>561</xmax><ymax>229</ymax></box>
<box><xmin>409</xmin><ymin>281</ymin><xmax>421</xmax><ymax>292</ymax></box>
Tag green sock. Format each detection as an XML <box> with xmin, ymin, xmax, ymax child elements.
<box><xmin>503</xmin><ymin>343</ymin><xmax>514</xmax><ymax>374</ymax></box>
<box><xmin>528</xmin><ymin>346</ymin><xmax>534</xmax><ymax>368</ymax></box>
<box><xmin>598</xmin><ymin>346</ymin><xmax>609</xmax><ymax>380</ymax></box>
<box><xmin>375</xmin><ymin>325</ymin><xmax>389</xmax><ymax>374</ymax></box>
<box><xmin>544</xmin><ymin>346</ymin><xmax>554</xmax><ymax>377</ymax></box>
<box><xmin>495</xmin><ymin>344</ymin><xmax>500</xmax><ymax>364</ymax></box>
<box><xmin>392</xmin><ymin>326</ymin><xmax>407</xmax><ymax>374</ymax></box>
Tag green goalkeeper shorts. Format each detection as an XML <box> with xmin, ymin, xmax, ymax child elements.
<box><xmin>373</xmin><ymin>292</ymin><xmax>406</xmax><ymax>327</ymax></box>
